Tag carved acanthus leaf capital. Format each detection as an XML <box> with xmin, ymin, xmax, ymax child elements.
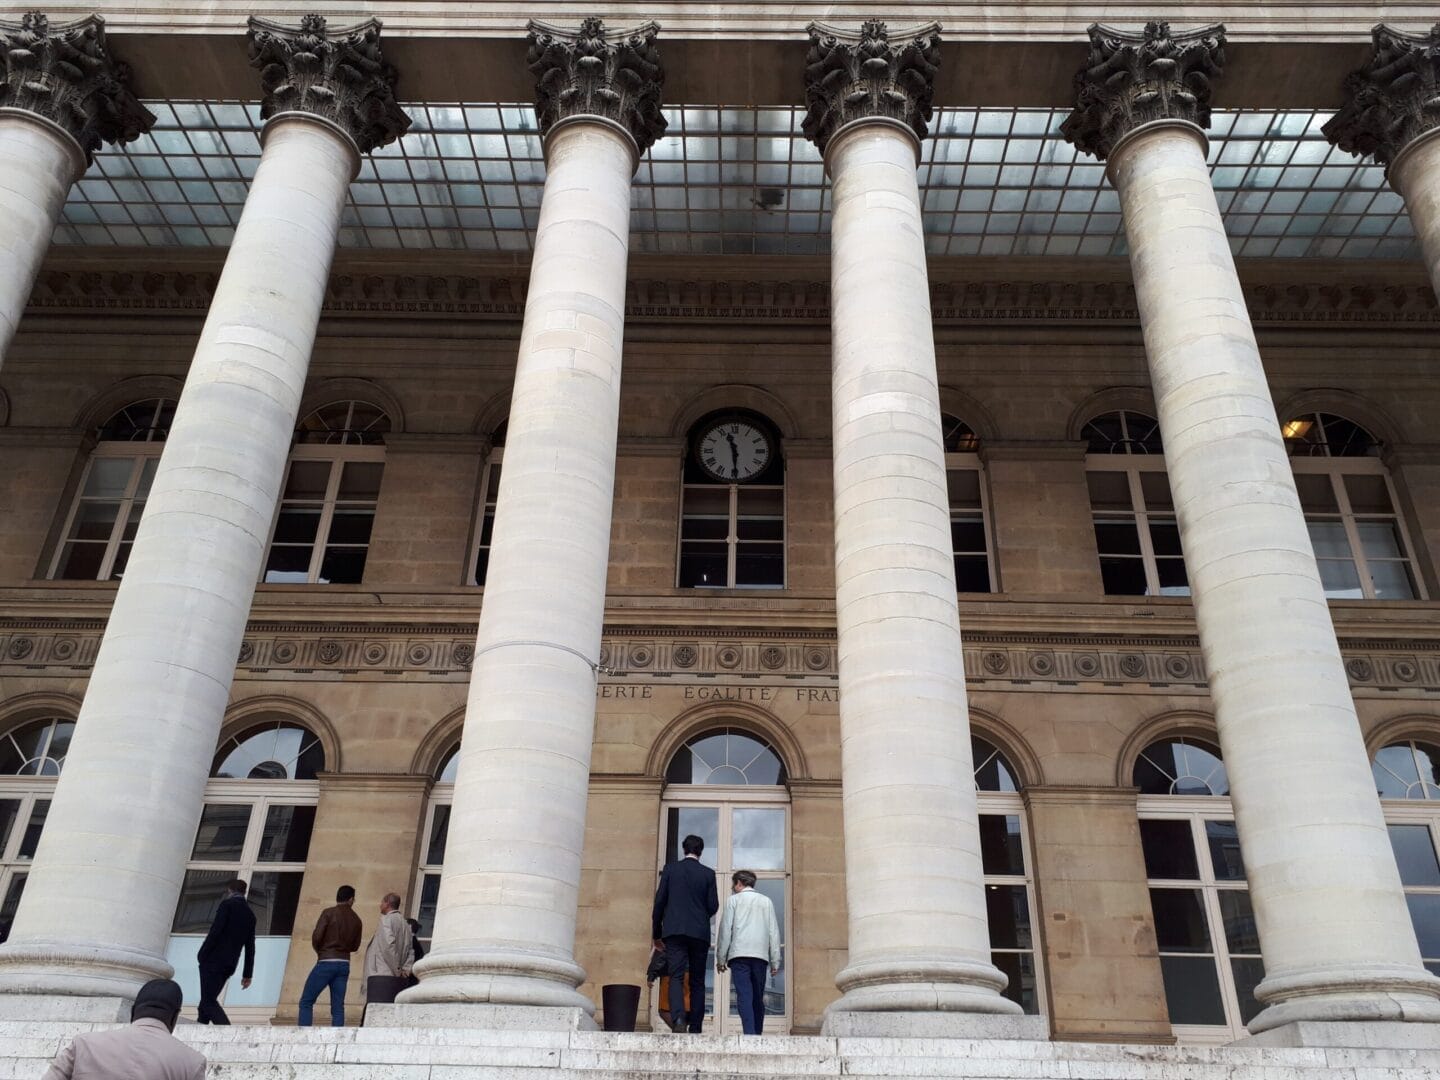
<box><xmin>526</xmin><ymin>18</ymin><xmax>667</xmax><ymax>156</ymax></box>
<box><xmin>246</xmin><ymin>14</ymin><xmax>411</xmax><ymax>155</ymax></box>
<box><xmin>0</xmin><ymin>11</ymin><xmax>154</xmax><ymax>165</ymax></box>
<box><xmin>1324</xmin><ymin>24</ymin><xmax>1440</xmax><ymax>169</ymax></box>
<box><xmin>1061</xmin><ymin>21</ymin><xmax>1226</xmax><ymax>161</ymax></box>
<box><xmin>801</xmin><ymin>20</ymin><xmax>942</xmax><ymax>156</ymax></box>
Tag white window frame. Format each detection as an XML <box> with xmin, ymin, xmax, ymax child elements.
<box><xmin>261</xmin><ymin>443</ymin><xmax>386</xmax><ymax>585</ymax></box>
<box><xmin>414</xmin><ymin>785</ymin><xmax>453</xmax><ymax>951</ymax></box>
<box><xmin>1379</xmin><ymin>802</ymin><xmax>1440</xmax><ymax>977</ymax></box>
<box><xmin>1086</xmin><ymin>455</ymin><xmax>1188</xmax><ymax>598</ymax></box>
<box><xmin>1137</xmin><ymin>796</ymin><xmax>1258</xmax><ymax>1043</ymax></box>
<box><xmin>49</xmin><ymin>444</ymin><xmax>164</xmax><ymax>581</ymax></box>
<box><xmin>976</xmin><ymin>789</ymin><xmax>1046</xmax><ymax>1018</ymax></box>
<box><xmin>946</xmin><ymin>450</ymin><xmax>997</xmax><ymax>593</ymax></box>
<box><xmin>469</xmin><ymin>447</ymin><xmax>503</xmax><ymax>586</ymax></box>
<box><xmin>0</xmin><ymin>781</ymin><xmax>55</xmax><ymax>941</ymax></box>
<box><xmin>1290</xmin><ymin>456</ymin><xmax>1427</xmax><ymax>600</ymax></box>
<box><xmin>676</xmin><ymin>477</ymin><xmax>788</xmax><ymax>590</ymax></box>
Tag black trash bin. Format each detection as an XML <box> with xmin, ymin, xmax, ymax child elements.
<box><xmin>601</xmin><ymin>983</ymin><xmax>642</xmax><ymax>1032</ymax></box>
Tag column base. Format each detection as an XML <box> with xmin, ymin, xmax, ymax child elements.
<box><xmin>822</xmin><ymin>1010</ymin><xmax>1048</xmax><ymax>1039</ymax></box>
<box><xmin>364</xmin><ymin>1003</ymin><xmax>597</xmax><ymax>1031</ymax></box>
<box><xmin>0</xmin><ymin>994</ymin><xmax>130</xmax><ymax>1022</ymax></box>
<box><xmin>1237</xmin><ymin>1020</ymin><xmax>1440</xmax><ymax>1049</ymax></box>
<box><xmin>1247</xmin><ymin>965</ymin><xmax>1440</xmax><ymax>1034</ymax></box>
<box><xmin>0</xmin><ymin>941</ymin><xmax>170</xmax><ymax>1002</ymax></box>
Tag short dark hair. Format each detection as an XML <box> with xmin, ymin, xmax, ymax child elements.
<box><xmin>227</xmin><ymin>878</ymin><xmax>247</xmax><ymax>896</ymax></box>
<box><xmin>682</xmin><ymin>834</ymin><xmax>704</xmax><ymax>856</ymax></box>
<box><xmin>337</xmin><ymin>885</ymin><xmax>356</xmax><ymax>903</ymax></box>
<box><xmin>732</xmin><ymin>870</ymin><xmax>757</xmax><ymax>889</ymax></box>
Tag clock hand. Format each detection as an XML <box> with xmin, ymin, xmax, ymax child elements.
<box><xmin>725</xmin><ymin>433</ymin><xmax>739</xmax><ymax>478</ymax></box>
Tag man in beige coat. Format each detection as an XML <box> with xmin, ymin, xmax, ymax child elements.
<box><xmin>43</xmin><ymin>978</ymin><xmax>206</xmax><ymax>1080</ymax></box>
<box><xmin>361</xmin><ymin>891</ymin><xmax>414</xmax><ymax>1013</ymax></box>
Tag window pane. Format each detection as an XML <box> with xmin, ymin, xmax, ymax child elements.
<box><xmin>951</xmin><ymin>520</ymin><xmax>987</xmax><ymax>553</ymax></box>
<box><xmin>1308</xmin><ymin>521</ymin><xmax>1353</xmax><ymax>559</ymax></box>
<box><xmin>264</xmin><ymin>545</ymin><xmax>313</xmax><ymax>583</ymax></box>
<box><xmin>681</xmin><ymin>514</ymin><xmax>729</xmax><ymax>541</ymax></box>
<box><xmin>1087</xmin><ymin>471</ymin><xmax>1131</xmax><ymax>510</ymax></box>
<box><xmin>283</xmin><ymin>460</ymin><xmax>332</xmax><ymax>499</ymax></box>
<box><xmin>1204</xmin><ymin>820</ymin><xmax>1246</xmax><ymax>880</ymax></box>
<box><xmin>0</xmin><ymin>800</ymin><xmax>19</xmax><ymax>856</ymax></box>
<box><xmin>1356</xmin><ymin>521</ymin><xmax>1405</xmax><ymax>560</ymax></box>
<box><xmin>256</xmin><ymin>805</ymin><xmax>315</xmax><ymax>863</ymax></box>
<box><xmin>735</xmin><ymin>548</ymin><xmax>784</xmax><ymax>587</ymax></box>
<box><xmin>338</xmin><ymin>461</ymin><xmax>384</xmax><ymax>499</ymax></box>
<box><xmin>426</xmin><ymin>805</ymin><xmax>451</xmax><ymax>865</ymax></box>
<box><xmin>1149</xmin><ymin>887</ymin><xmax>1212</xmax><ymax>951</ymax></box>
<box><xmin>1370</xmin><ymin>560</ymin><xmax>1417</xmax><ymax>601</ymax></box>
<box><xmin>1374</xmin><ymin>744</ymin><xmax>1423</xmax><ymax>799</ymax></box>
<box><xmin>1094</xmin><ymin>521</ymin><xmax>1142</xmax><ymax>555</ymax></box>
<box><xmin>992</xmin><ymin>950</ymin><xmax>1039</xmax><ymax>1015</ymax></box>
<box><xmin>736</xmin><ymin>517</ymin><xmax>783</xmax><ymax>541</ymax></box>
<box><xmin>955</xmin><ymin>555</ymin><xmax>992</xmax><ymax>593</ymax></box>
<box><xmin>1159</xmin><ymin>955</ymin><xmax>1226</xmax><ymax>1025</ymax></box>
<box><xmin>679</xmin><ymin>546</ymin><xmax>728</xmax><ymax>588</ymax></box>
<box><xmin>985</xmin><ymin>883</ymin><xmax>1032</xmax><ymax>949</ymax></box>
<box><xmin>326</xmin><ymin>509</ymin><xmax>375</xmax><ymax>545</ymax></box>
<box><xmin>1139</xmin><ymin>471</ymin><xmax>1175</xmax><ymax>511</ymax></box>
<box><xmin>1296</xmin><ymin>473</ymin><xmax>1339</xmax><ymax>512</ymax></box>
<box><xmin>172</xmin><ymin>869</ymin><xmax>234</xmax><ymax>933</ymax></box>
<box><xmin>56</xmin><ymin>542</ymin><xmax>107</xmax><ymax>580</ymax></box>
<box><xmin>682</xmin><ymin>488</ymin><xmax>729</xmax><ymax>516</ymax></box>
<box><xmin>1100</xmin><ymin>557</ymin><xmax>1149</xmax><ymax>596</ymax></box>
<box><xmin>1406</xmin><ymin>894</ymin><xmax>1440</xmax><ymax>958</ymax></box>
<box><xmin>17</xmin><ymin>801</ymin><xmax>48</xmax><ymax>859</ymax></box>
<box><xmin>69</xmin><ymin>501</ymin><xmax>121</xmax><ymax>541</ymax></box>
<box><xmin>665</xmin><ymin>806</ymin><xmax>719</xmax><ymax>869</ymax></box>
<box><xmin>472</xmin><ymin>548</ymin><xmax>490</xmax><ymax>586</ymax></box>
<box><xmin>190</xmin><ymin>804</ymin><xmax>251</xmax><ymax>861</ymax></box>
<box><xmin>1218</xmin><ymin>889</ymin><xmax>1261</xmax><ymax>953</ymax></box>
<box><xmin>84</xmin><ymin>458</ymin><xmax>136</xmax><ymax>498</ymax></box>
<box><xmin>1141</xmin><ymin>819</ymin><xmax>1200</xmax><ymax>880</ymax></box>
<box><xmin>1388</xmin><ymin>825</ymin><xmax>1440</xmax><ymax>886</ymax></box>
<box><xmin>318</xmin><ymin>546</ymin><xmax>368</xmax><ymax>584</ymax></box>
<box><xmin>732</xmin><ymin>808</ymin><xmax>785</xmax><ymax>870</ymax></box>
<box><xmin>0</xmin><ymin>873</ymin><xmax>26</xmax><ymax>943</ymax></box>
<box><xmin>753</xmin><ymin>878</ymin><xmax>787</xmax><ymax>1017</ymax></box>
<box><xmin>271</xmin><ymin>509</ymin><xmax>321</xmax><ymax>544</ymax></box>
<box><xmin>417</xmin><ymin>873</ymin><xmax>442</xmax><ymax>940</ymax></box>
<box><xmin>1148</xmin><ymin>520</ymin><xmax>1183</xmax><ymax>557</ymax></box>
<box><xmin>248</xmin><ymin>870</ymin><xmax>304</xmax><ymax>935</ymax></box>
<box><xmin>947</xmin><ymin>469</ymin><xmax>981</xmax><ymax>505</ymax></box>
<box><xmin>1345</xmin><ymin>473</ymin><xmax>1393</xmax><ymax>513</ymax></box>
<box><xmin>1156</xmin><ymin>558</ymin><xmax>1190</xmax><ymax>597</ymax></box>
<box><xmin>1317</xmin><ymin>558</ymin><xmax>1364</xmax><ymax>598</ymax></box>
<box><xmin>737</xmin><ymin>488</ymin><xmax>782</xmax><ymax>517</ymax></box>
<box><xmin>1231</xmin><ymin>957</ymin><xmax>1266</xmax><ymax>1024</ymax></box>
<box><xmin>136</xmin><ymin>458</ymin><xmax>160</xmax><ymax>497</ymax></box>
<box><xmin>979</xmin><ymin>814</ymin><xmax>1025</xmax><ymax>876</ymax></box>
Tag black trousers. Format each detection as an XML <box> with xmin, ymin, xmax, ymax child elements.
<box><xmin>196</xmin><ymin>965</ymin><xmax>232</xmax><ymax>1025</ymax></box>
<box><xmin>663</xmin><ymin>934</ymin><xmax>709</xmax><ymax>1032</ymax></box>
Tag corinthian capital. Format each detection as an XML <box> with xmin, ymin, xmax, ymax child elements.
<box><xmin>801</xmin><ymin>20</ymin><xmax>942</xmax><ymax>156</ymax></box>
<box><xmin>1061</xmin><ymin>21</ymin><xmax>1226</xmax><ymax>161</ymax></box>
<box><xmin>0</xmin><ymin>10</ymin><xmax>154</xmax><ymax>165</ymax></box>
<box><xmin>1324</xmin><ymin>24</ymin><xmax>1440</xmax><ymax>168</ymax></box>
<box><xmin>526</xmin><ymin>18</ymin><xmax>667</xmax><ymax>155</ymax></box>
<box><xmin>246</xmin><ymin>14</ymin><xmax>410</xmax><ymax>154</ymax></box>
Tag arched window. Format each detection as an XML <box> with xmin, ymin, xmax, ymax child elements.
<box><xmin>171</xmin><ymin>720</ymin><xmax>322</xmax><ymax>1019</ymax></box>
<box><xmin>263</xmin><ymin>400</ymin><xmax>389</xmax><ymax>585</ymax></box>
<box><xmin>678</xmin><ymin>411</ymin><xmax>785</xmax><ymax>589</ymax></box>
<box><xmin>1082</xmin><ymin>410</ymin><xmax>1187</xmax><ymax>598</ymax></box>
<box><xmin>470</xmin><ymin>420</ymin><xmax>506</xmax><ymax>586</ymax></box>
<box><xmin>665</xmin><ymin>729</ymin><xmax>787</xmax><ymax>786</ymax></box>
<box><xmin>944</xmin><ymin>416</ymin><xmax>995</xmax><ymax>593</ymax></box>
<box><xmin>972</xmin><ymin>736</ymin><xmax>1041</xmax><ymax>1015</ymax></box>
<box><xmin>1371</xmin><ymin>737</ymin><xmax>1440</xmax><ymax>977</ymax></box>
<box><xmin>414</xmin><ymin>741</ymin><xmax>460</xmax><ymax>948</ymax></box>
<box><xmin>1283</xmin><ymin>413</ymin><xmax>1423</xmax><ymax>600</ymax></box>
<box><xmin>0</xmin><ymin>716</ymin><xmax>74</xmax><ymax>942</ymax></box>
<box><xmin>51</xmin><ymin>398</ymin><xmax>175</xmax><ymax>580</ymax></box>
<box><xmin>1133</xmin><ymin>735</ymin><xmax>1257</xmax><ymax>1039</ymax></box>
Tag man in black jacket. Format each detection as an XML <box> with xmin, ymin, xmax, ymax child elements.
<box><xmin>196</xmin><ymin>878</ymin><xmax>257</xmax><ymax>1025</ymax></box>
<box><xmin>651</xmin><ymin>834</ymin><xmax>719</xmax><ymax>1033</ymax></box>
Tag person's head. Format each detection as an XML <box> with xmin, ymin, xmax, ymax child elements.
<box><xmin>131</xmin><ymin>978</ymin><xmax>183</xmax><ymax>1032</ymax></box>
<box><xmin>226</xmin><ymin>878</ymin><xmax>247</xmax><ymax>898</ymax></box>
<box><xmin>336</xmin><ymin>884</ymin><xmax>356</xmax><ymax>905</ymax></box>
<box><xmin>406</xmin><ymin>917</ymin><xmax>421</xmax><ymax>934</ymax></box>
<box><xmin>731</xmin><ymin>869</ymin><xmax>757</xmax><ymax>892</ymax></box>
<box><xmin>381</xmin><ymin>892</ymin><xmax>402</xmax><ymax>914</ymax></box>
<box><xmin>681</xmin><ymin>834</ymin><xmax>704</xmax><ymax>858</ymax></box>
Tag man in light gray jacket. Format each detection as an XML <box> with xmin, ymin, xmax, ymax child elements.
<box><xmin>714</xmin><ymin>870</ymin><xmax>781</xmax><ymax>1035</ymax></box>
<box><xmin>43</xmin><ymin>978</ymin><xmax>206</xmax><ymax>1080</ymax></box>
<box><xmin>361</xmin><ymin>891</ymin><xmax>415</xmax><ymax>1014</ymax></box>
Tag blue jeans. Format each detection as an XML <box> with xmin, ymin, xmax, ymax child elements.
<box><xmin>729</xmin><ymin>956</ymin><xmax>767</xmax><ymax>1035</ymax></box>
<box><xmin>298</xmin><ymin>960</ymin><xmax>349</xmax><ymax>1027</ymax></box>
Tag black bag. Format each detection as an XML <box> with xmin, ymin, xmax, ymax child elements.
<box><xmin>645</xmin><ymin>949</ymin><xmax>667</xmax><ymax>984</ymax></box>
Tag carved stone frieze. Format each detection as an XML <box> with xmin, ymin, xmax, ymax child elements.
<box><xmin>246</xmin><ymin>14</ymin><xmax>410</xmax><ymax>154</ymax></box>
<box><xmin>1061</xmin><ymin>21</ymin><xmax>1226</xmax><ymax>161</ymax></box>
<box><xmin>1325</xmin><ymin>24</ymin><xmax>1440</xmax><ymax>169</ymax></box>
<box><xmin>0</xmin><ymin>11</ymin><xmax>154</xmax><ymax>164</ymax></box>
<box><xmin>25</xmin><ymin>266</ymin><xmax>1440</xmax><ymax>326</ymax></box>
<box><xmin>801</xmin><ymin>20</ymin><xmax>942</xmax><ymax>156</ymax></box>
<box><xmin>526</xmin><ymin>18</ymin><xmax>666</xmax><ymax>155</ymax></box>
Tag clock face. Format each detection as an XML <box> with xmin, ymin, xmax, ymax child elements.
<box><xmin>696</xmin><ymin>420</ymin><xmax>773</xmax><ymax>483</ymax></box>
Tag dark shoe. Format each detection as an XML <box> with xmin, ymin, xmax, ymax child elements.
<box><xmin>667</xmin><ymin>1015</ymin><xmax>687</xmax><ymax>1033</ymax></box>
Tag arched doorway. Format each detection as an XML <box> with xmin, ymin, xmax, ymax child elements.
<box><xmin>657</xmin><ymin>727</ymin><xmax>790</xmax><ymax>1034</ymax></box>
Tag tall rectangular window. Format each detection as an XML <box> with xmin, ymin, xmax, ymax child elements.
<box><xmin>262</xmin><ymin>451</ymin><xmax>384</xmax><ymax>585</ymax></box>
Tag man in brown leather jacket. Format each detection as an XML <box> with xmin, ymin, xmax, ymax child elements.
<box><xmin>297</xmin><ymin>884</ymin><xmax>363</xmax><ymax>1026</ymax></box>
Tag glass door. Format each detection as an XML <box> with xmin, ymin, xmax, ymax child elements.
<box><xmin>655</xmin><ymin>792</ymin><xmax>789</xmax><ymax>1034</ymax></box>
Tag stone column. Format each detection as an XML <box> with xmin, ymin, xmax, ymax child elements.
<box><xmin>383</xmin><ymin>19</ymin><xmax>665</xmax><ymax>1026</ymax></box>
<box><xmin>1063</xmin><ymin>22</ymin><xmax>1440</xmax><ymax>1035</ymax></box>
<box><xmin>802</xmin><ymin>22</ymin><xmax>1023</xmax><ymax>1035</ymax></box>
<box><xmin>0</xmin><ymin>16</ymin><xmax>408</xmax><ymax>1017</ymax></box>
<box><xmin>1326</xmin><ymin>25</ymin><xmax>1440</xmax><ymax>306</ymax></box>
<box><xmin>0</xmin><ymin>12</ymin><xmax>153</xmax><ymax>370</ymax></box>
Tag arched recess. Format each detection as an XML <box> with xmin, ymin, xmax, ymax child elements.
<box><xmin>71</xmin><ymin>375</ymin><xmax>185</xmax><ymax>434</ymax></box>
<box><xmin>1275</xmin><ymin>389</ymin><xmax>1405</xmax><ymax>448</ymax></box>
<box><xmin>938</xmin><ymin>387</ymin><xmax>1000</xmax><ymax>443</ymax></box>
<box><xmin>470</xmin><ymin>390</ymin><xmax>512</xmax><ymax>443</ymax></box>
<box><xmin>669</xmin><ymin>383</ymin><xmax>802</xmax><ymax>442</ymax></box>
<box><xmin>410</xmin><ymin>704</ymin><xmax>467</xmax><ymax>777</ymax></box>
<box><xmin>645</xmin><ymin>700</ymin><xmax>810</xmax><ymax>782</ymax></box>
<box><xmin>968</xmin><ymin>708</ymin><xmax>1044</xmax><ymax>788</ymax></box>
<box><xmin>218</xmin><ymin>696</ymin><xmax>342</xmax><ymax>776</ymax></box>
<box><xmin>0</xmin><ymin>691</ymin><xmax>83</xmax><ymax>730</ymax></box>
<box><xmin>1115</xmin><ymin>709</ymin><xmax>1221</xmax><ymax>788</ymax></box>
<box><xmin>1365</xmin><ymin>711</ymin><xmax>1440</xmax><ymax>757</ymax></box>
<box><xmin>296</xmin><ymin>376</ymin><xmax>406</xmax><ymax>435</ymax></box>
<box><xmin>1066</xmin><ymin>386</ymin><xmax>1158</xmax><ymax>442</ymax></box>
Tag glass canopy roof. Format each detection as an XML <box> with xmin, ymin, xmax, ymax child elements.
<box><xmin>55</xmin><ymin>101</ymin><xmax>1414</xmax><ymax>260</ymax></box>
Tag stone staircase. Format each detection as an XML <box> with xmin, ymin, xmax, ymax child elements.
<box><xmin>2</xmin><ymin>1022</ymin><xmax>1437</xmax><ymax>1079</ymax></box>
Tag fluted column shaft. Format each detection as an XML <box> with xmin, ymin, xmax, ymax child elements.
<box><xmin>0</xmin><ymin>113</ymin><xmax>357</xmax><ymax>1008</ymax></box>
<box><xmin>823</xmin><ymin>117</ymin><xmax>1017</xmax><ymax>1021</ymax></box>
<box><xmin>1108</xmin><ymin>118</ymin><xmax>1440</xmax><ymax>1032</ymax></box>
<box><xmin>398</xmin><ymin>119</ymin><xmax>635</xmax><ymax>1015</ymax></box>
<box><xmin>0</xmin><ymin>111</ymin><xmax>83</xmax><ymax>368</ymax></box>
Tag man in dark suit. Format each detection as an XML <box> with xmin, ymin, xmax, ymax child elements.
<box><xmin>651</xmin><ymin>834</ymin><xmax>719</xmax><ymax>1033</ymax></box>
<box><xmin>195</xmin><ymin>878</ymin><xmax>257</xmax><ymax>1025</ymax></box>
